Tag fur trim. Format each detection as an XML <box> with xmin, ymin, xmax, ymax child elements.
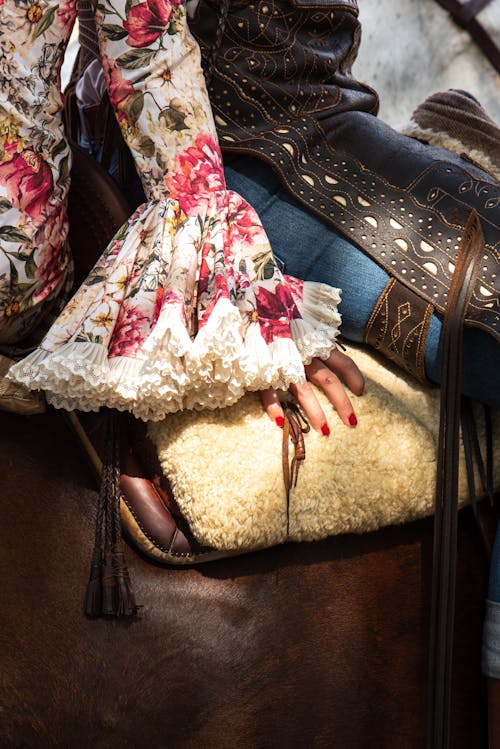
<box><xmin>148</xmin><ymin>345</ymin><xmax>500</xmax><ymax>552</ymax></box>
<box><xmin>401</xmin><ymin>120</ymin><xmax>500</xmax><ymax>181</ymax></box>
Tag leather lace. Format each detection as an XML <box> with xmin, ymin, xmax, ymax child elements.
<box><xmin>281</xmin><ymin>401</ymin><xmax>310</xmax><ymax>536</ymax></box>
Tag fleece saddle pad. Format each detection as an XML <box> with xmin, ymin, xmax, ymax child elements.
<box><xmin>147</xmin><ymin>344</ymin><xmax>499</xmax><ymax>553</ymax></box>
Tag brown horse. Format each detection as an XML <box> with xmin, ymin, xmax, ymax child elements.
<box><xmin>0</xmin><ymin>401</ymin><xmax>493</xmax><ymax>749</ymax></box>
<box><xmin>0</xmin><ymin>146</ymin><xmax>496</xmax><ymax>749</ymax></box>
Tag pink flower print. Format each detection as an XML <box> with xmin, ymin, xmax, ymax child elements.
<box><xmin>224</xmin><ymin>193</ymin><xmax>264</xmax><ymax>247</ymax></box>
<box><xmin>165</xmin><ymin>133</ymin><xmax>225</xmax><ymax>216</ymax></box>
<box><xmin>0</xmin><ymin>140</ymin><xmax>53</xmax><ymax>219</ymax></box>
<box><xmin>56</xmin><ymin>0</ymin><xmax>76</xmax><ymax>32</ymax></box>
<box><xmin>152</xmin><ymin>286</ymin><xmax>164</xmax><ymax>326</ymax></box>
<box><xmin>255</xmin><ymin>284</ymin><xmax>301</xmax><ymax>345</ymax></box>
<box><xmin>109</xmin><ymin>305</ymin><xmax>150</xmax><ymax>358</ymax></box>
<box><xmin>151</xmin><ymin>287</ymin><xmax>185</xmax><ymax>327</ymax></box>
<box><xmin>196</xmin><ymin>250</ymin><xmax>230</xmax><ymax>328</ymax></box>
<box><xmin>123</xmin><ymin>0</ymin><xmax>181</xmax><ymax>48</ymax></box>
<box><xmin>197</xmin><ymin>254</ymin><xmax>211</xmax><ymax>299</ymax></box>
<box><xmin>36</xmin><ymin>205</ymin><xmax>69</xmax><ymax>294</ymax></box>
<box><xmin>101</xmin><ymin>55</ymin><xmax>135</xmax><ymax>112</ymax></box>
<box><xmin>282</xmin><ymin>273</ymin><xmax>304</xmax><ymax>302</ymax></box>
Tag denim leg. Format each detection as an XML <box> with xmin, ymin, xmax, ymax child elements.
<box><xmin>224</xmin><ymin>155</ymin><xmax>500</xmax><ymax>409</ymax></box>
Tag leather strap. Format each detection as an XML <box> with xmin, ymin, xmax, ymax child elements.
<box><xmin>282</xmin><ymin>402</ymin><xmax>310</xmax><ymax>535</ymax></box>
<box><xmin>204</xmin><ymin>0</ymin><xmax>229</xmax><ymax>87</ymax></box>
<box><xmin>433</xmin><ymin>0</ymin><xmax>500</xmax><ymax>74</ymax></box>
<box><xmin>427</xmin><ymin>209</ymin><xmax>485</xmax><ymax>749</ymax></box>
<box><xmin>436</xmin><ymin>0</ymin><xmax>494</xmax><ymax>24</ymax></box>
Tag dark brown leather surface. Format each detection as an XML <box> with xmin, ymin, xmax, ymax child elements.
<box><xmin>1</xmin><ymin>400</ymin><xmax>494</xmax><ymax>748</ymax></box>
<box><xmin>67</xmin><ymin>144</ymin><xmax>131</xmax><ymax>287</ymax></box>
<box><xmin>190</xmin><ymin>0</ymin><xmax>500</xmax><ymax>342</ymax></box>
<box><xmin>365</xmin><ymin>278</ymin><xmax>434</xmax><ymax>383</ymax></box>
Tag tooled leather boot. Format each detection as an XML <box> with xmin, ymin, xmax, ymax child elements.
<box><xmin>189</xmin><ymin>0</ymin><xmax>500</xmax><ymax>381</ymax></box>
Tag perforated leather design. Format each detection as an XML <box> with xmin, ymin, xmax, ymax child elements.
<box><xmin>190</xmin><ymin>0</ymin><xmax>500</xmax><ymax>341</ymax></box>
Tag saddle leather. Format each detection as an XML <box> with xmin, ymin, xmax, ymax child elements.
<box><xmin>67</xmin><ymin>402</ymin><xmax>221</xmax><ymax>565</ymax></box>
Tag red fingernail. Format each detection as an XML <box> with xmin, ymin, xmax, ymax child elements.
<box><xmin>321</xmin><ymin>423</ymin><xmax>330</xmax><ymax>436</ymax></box>
<box><xmin>348</xmin><ymin>413</ymin><xmax>357</xmax><ymax>427</ymax></box>
<box><xmin>276</xmin><ymin>416</ymin><xmax>285</xmax><ymax>428</ymax></box>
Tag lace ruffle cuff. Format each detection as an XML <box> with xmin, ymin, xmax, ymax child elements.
<box><xmin>9</xmin><ymin>191</ymin><xmax>342</xmax><ymax>420</ymax></box>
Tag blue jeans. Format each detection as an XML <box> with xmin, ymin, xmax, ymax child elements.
<box><xmin>224</xmin><ymin>154</ymin><xmax>500</xmax><ymax>678</ymax></box>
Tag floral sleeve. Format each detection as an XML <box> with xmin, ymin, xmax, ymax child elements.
<box><xmin>94</xmin><ymin>0</ymin><xmax>217</xmax><ymax>202</ymax></box>
<box><xmin>0</xmin><ymin>0</ymin><xmax>76</xmax><ymax>347</ymax></box>
<box><xmin>10</xmin><ymin>1</ymin><xmax>343</xmax><ymax>420</ymax></box>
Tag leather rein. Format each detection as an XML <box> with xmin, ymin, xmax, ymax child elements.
<box><xmin>281</xmin><ymin>401</ymin><xmax>310</xmax><ymax>536</ymax></box>
<box><xmin>433</xmin><ymin>0</ymin><xmax>500</xmax><ymax>73</ymax></box>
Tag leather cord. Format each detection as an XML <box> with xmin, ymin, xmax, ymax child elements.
<box><xmin>427</xmin><ymin>210</ymin><xmax>486</xmax><ymax>749</ymax></box>
<box><xmin>282</xmin><ymin>402</ymin><xmax>310</xmax><ymax>536</ymax></box>
<box><xmin>433</xmin><ymin>0</ymin><xmax>500</xmax><ymax>73</ymax></box>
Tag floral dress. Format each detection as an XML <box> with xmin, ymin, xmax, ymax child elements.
<box><xmin>7</xmin><ymin>0</ymin><xmax>342</xmax><ymax>420</ymax></box>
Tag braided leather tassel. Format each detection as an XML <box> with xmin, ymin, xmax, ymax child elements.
<box><xmin>84</xmin><ymin>409</ymin><xmax>138</xmax><ymax>618</ymax></box>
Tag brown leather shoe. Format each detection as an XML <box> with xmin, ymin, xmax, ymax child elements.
<box><xmin>65</xmin><ymin>409</ymin><xmax>234</xmax><ymax>565</ymax></box>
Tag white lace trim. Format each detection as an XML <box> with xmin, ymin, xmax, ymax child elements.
<box><xmin>9</xmin><ymin>282</ymin><xmax>341</xmax><ymax>420</ymax></box>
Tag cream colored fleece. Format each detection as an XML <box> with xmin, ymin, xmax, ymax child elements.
<box><xmin>148</xmin><ymin>345</ymin><xmax>499</xmax><ymax>552</ymax></box>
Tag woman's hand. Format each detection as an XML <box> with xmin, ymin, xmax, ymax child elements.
<box><xmin>260</xmin><ymin>349</ymin><xmax>364</xmax><ymax>434</ymax></box>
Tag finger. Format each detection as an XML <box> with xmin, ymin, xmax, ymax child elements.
<box><xmin>288</xmin><ymin>380</ymin><xmax>330</xmax><ymax>435</ymax></box>
<box><xmin>322</xmin><ymin>348</ymin><xmax>365</xmax><ymax>396</ymax></box>
<box><xmin>260</xmin><ymin>388</ymin><xmax>285</xmax><ymax>428</ymax></box>
<box><xmin>305</xmin><ymin>358</ymin><xmax>358</xmax><ymax>428</ymax></box>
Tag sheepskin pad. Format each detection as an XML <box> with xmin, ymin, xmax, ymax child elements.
<box><xmin>148</xmin><ymin>345</ymin><xmax>499</xmax><ymax>552</ymax></box>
